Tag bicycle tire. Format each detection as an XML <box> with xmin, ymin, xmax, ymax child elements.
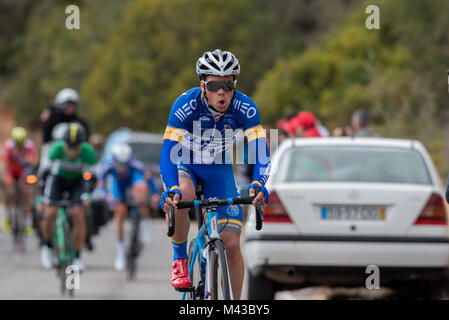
<box><xmin>11</xmin><ymin>204</ymin><xmax>25</xmax><ymax>252</ymax></box>
<box><xmin>127</xmin><ymin>213</ymin><xmax>140</xmax><ymax>280</ymax></box>
<box><xmin>187</xmin><ymin>238</ymin><xmax>203</xmax><ymax>300</ymax></box>
<box><xmin>60</xmin><ymin>217</ymin><xmax>75</xmax><ymax>296</ymax></box>
<box><xmin>210</xmin><ymin>239</ymin><xmax>232</xmax><ymax>300</ymax></box>
<box><xmin>59</xmin><ymin>264</ymin><xmax>67</xmax><ymax>295</ymax></box>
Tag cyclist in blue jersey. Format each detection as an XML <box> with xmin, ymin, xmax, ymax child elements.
<box><xmin>97</xmin><ymin>143</ymin><xmax>152</xmax><ymax>271</ymax></box>
<box><xmin>159</xmin><ymin>49</ymin><xmax>270</xmax><ymax>299</ymax></box>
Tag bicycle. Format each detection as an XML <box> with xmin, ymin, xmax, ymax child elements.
<box><xmin>8</xmin><ymin>176</ymin><xmax>26</xmax><ymax>252</ymax></box>
<box><xmin>51</xmin><ymin>196</ymin><xmax>77</xmax><ymax>297</ymax></box>
<box><xmin>166</xmin><ymin>185</ymin><xmax>264</xmax><ymax>300</ymax></box>
<box><xmin>50</xmin><ymin>171</ymin><xmax>94</xmax><ymax>297</ymax></box>
<box><xmin>7</xmin><ymin>173</ymin><xmax>36</xmax><ymax>252</ymax></box>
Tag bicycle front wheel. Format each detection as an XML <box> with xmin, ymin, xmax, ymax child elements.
<box><xmin>209</xmin><ymin>239</ymin><xmax>232</xmax><ymax>300</ymax></box>
<box><xmin>187</xmin><ymin>238</ymin><xmax>202</xmax><ymax>300</ymax></box>
<box><xmin>11</xmin><ymin>204</ymin><xmax>25</xmax><ymax>252</ymax></box>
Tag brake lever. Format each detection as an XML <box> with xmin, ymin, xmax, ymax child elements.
<box><xmin>167</xmin><ymin>192</ymin><xmax>176</xmax><ymax>237</ymax></box>
<box><xmin>253</xmin><ymin>187</ymin><xmax>264</xmax><ymax>231</ymax></box>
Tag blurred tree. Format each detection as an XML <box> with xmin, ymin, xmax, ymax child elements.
<box><xmin>253</xmin><ymin>0</ymin><xmax>449</xmax><ymax>174</ymax></box>
<box><xmin>6</xmin><ymin>0</ymin><xmax>128</xmax><ymax>127</ymax></box>
<box><xmin>6</xmin><ymin>0</ymin><xmax>352</xmax><ymax>133</ymax></box>
<box><xmin>0</xmin><ymin>0</ymin><xmax>42</xmax><ymax>76</ymax></box>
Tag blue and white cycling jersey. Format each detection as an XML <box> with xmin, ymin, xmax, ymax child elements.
<box><xmin>98</xmin><ymin>156</ymin><xmax>157</xmax><ymax>203</ymax></box>
<box><xmin>160</xmin><ymin>87</ymin><xmax>270</xmax><ymax>193</ymax></box>
<box><xmin>98</xmin><ymin>156</ymin><xmax>147</xmax><ymax>183</ymax></box>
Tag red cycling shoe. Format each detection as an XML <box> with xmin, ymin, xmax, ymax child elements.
<box><xmin>171</xmin><ymin>258</ymin><xmax>192</xmax><ymax>288</ymax></box>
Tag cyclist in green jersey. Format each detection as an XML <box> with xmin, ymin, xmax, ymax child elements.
<box><xmin>39</xmin><ymin>123</ymin><xmax>97</xmax><ymax>271</ymax></box>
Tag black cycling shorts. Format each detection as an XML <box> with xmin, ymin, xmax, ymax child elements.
<box><xmin>44</xmin><ymin>175</ymin><xmax>85</xmax><ymax>206</ymax></box>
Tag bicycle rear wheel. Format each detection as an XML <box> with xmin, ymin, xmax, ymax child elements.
<box><xmin>209</xmin><ymin>239</ymin><xmax>232</xmax><ymax>300</ymax></box>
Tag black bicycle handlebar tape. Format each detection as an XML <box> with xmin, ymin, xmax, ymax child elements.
<box><xmin>167</xmin><ymin>192</ymin><xmax>176</xmax><ymax>237</ymax></box>
<box><xmin>253</xmin><ymin>187</ymin><xmax>264</xmax><ymax>231</ymax></box>
<box><xmin>177</xmin><ymin>197</ymin><xmax>253</xmax><ymax>209</ymax></box>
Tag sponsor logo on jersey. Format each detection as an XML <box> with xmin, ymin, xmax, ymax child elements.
<box><xmin>227</xmin><ymin>205</ymin><xmax>239</xmax><ymax>217</ymax></box>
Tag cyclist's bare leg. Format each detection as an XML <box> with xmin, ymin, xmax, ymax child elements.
<box><xmin>71</xmin><ymin>205</ymin><xmax>87</xmax><ymax>251</ymax></box>
<box><xmin>41</xmin><ymin>204</ymin><xmax>58</xmax><ymax>241</ymax></box>
<box><xmin>132</xmin><ymin>184</ymin><xmax>150</xmax><ymax>218</ymax></box>
<box><xmin>114</xmin><ymin>202</ymin><xmax>127</xmax><ymax>241</ymax></box>
<box><xmin>220</xmin><ymin>231</ymin><xmax>244</xmax><ymax>300</ymax></box>
<box><xmin>168</xmin><ymin>177</ymin><xmax>195</xmax><ymax>243</ymax></box>
<box><xmin>3</xmin><ymin>179</ymin><xmax>14</xmax><ymax>212</ymax></box>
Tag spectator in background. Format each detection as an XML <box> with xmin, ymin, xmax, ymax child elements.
<box><xmin>89</xmin><ymin>133</ymin><xmax>105</xmax><ymax>160</ymax></box>
<box><xmin>281</xmin><ymin>111</ymin><xmax>328</xmax><ymax>138</ymax></box>
<box><xmin>316</xmin><ymin>119</ymin><xmax>330</xmax><ymax>137</ymax></box>
<box><xmin>291</xmin><ymin>111</ymin><xmax>322</xmax><ymax>138</ymax></box>
<box><xmin>351</xmin><ymin>109</ymin><xmax>379</xmax><ymax>137</ymax></box>
<box><xmin>274</xmin><ymin>118</ymin><xmax>289</xmax><ymax>147</ymax></box>
<box><xmin>332</xmin><ymin>126</ymin><xmax>353</xmax><ymax>137</ymax></box>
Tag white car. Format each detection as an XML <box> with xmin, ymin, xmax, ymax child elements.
<box><xmin>243</xmin><ymin>137</ymin><xmax>449</xmax><ymax>299</ymax></box>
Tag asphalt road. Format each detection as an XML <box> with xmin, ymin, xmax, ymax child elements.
<box><xmin>0</xmin><ymin>207</ymin><xmax>403</xmax><ymax>300</ymax></box>
<box><xmin>0</xmin><ymin>214</ymin><xmax>210</xmax><ymax>300</ymax></box>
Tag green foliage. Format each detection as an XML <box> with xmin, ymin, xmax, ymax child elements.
<box><xmin>4</xmin><ymin>0</ymin><xmax>449</xmax><ymax>175</ymax></box>
<box><xmin>81</xmin><ymin>0</ymin><xmax>314</xmax><ymax>133</ymax></box>
<box><xmin>6</xmin><ymin>0</ymin><xmax>351</xmax><ymax>133</ymax></box>
<box><xmin>253</xmin><ymin>0</ymin><xmax>449</xmax><ymax>174</ymax></box>
<box><xmin>6</xmin><ymin>0</ymin><xmax>128</xmax><ymax>127</ymax></box>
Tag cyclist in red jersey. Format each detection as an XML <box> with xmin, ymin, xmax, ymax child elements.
<box><xmin>2</xmin><ymin>127</ymin><xmax>38</xmax><ymax>234</ymax></box>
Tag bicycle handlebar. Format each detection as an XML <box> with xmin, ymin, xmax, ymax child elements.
<box><xmin>166</xmin><ymin>187</ymin><xmax>264</xmax><ymax>237</ymax></box>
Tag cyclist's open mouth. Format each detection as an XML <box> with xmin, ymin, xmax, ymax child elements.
<box><xmin>218</xmin><ymin>99</ymin><xmax>226</xmax><ymax>107</ymax></box>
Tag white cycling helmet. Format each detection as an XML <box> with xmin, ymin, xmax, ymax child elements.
<box><xmin>55</xmin><ymin>88</ymin><xmax>79</xmax><ymax>109</ymax></box>
<box><xmin>196</xmin><ymin>49</ymin><xmax>240</xmax><ymax>79</ymax></box>
<box><xmin>111</xmin><ymin>143</ymin><xmax>132</xmax><ymax>165</ymax></box>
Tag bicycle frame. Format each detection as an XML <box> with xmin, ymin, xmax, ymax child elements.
<box><xmin>182</xmin><ymin>208</ymin><xmax>233</xmax><ymax>300</ymax></box>
<box><xmin>170</xmin><ymin>188</ymin><xmax>263</xmax><ymax>300</ymax></box>
<box><xmin>53</xmin><ymin>205</ymin><xmax>75</xmax><ymax>263</ymax></box>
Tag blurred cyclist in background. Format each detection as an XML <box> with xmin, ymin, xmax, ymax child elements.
<box><xmin>40</xmin><ymin>88</ymin><xmax>90</xmax><ymax>144</ymax></box>
<box><xmin>38</xmin><ymin>88</ymin><xmax>90</xmax><ymax>178</ymax></box>
<box><xmin>1</xmin><ymin>127</ymin><xmax>38</xmax><ymax>235</ymax></box>
<box><xmin>39</xmin><ymin>123</ymin><xmax>96</xmax><ymax>271</ymax></box>
<box><xmin>97</xmin><ymin>143</ymin><xmax>152</xmax><ymax>271</ymax></box>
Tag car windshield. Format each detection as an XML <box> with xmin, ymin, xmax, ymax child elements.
<box><xmin>129</xmin><ymin>142</ymin><xmax>162</xmax><ymax>164</ymax></box>
<box><xmin>276</xmin><ymin>146</ymin><xmax>432</xmax><ymax>185</ymax></box>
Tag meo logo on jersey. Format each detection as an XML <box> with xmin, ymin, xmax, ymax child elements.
<box><xmin>227</xmin><ymin>205</ymin><xmax>239</xmax><ymax>217</ymax></box>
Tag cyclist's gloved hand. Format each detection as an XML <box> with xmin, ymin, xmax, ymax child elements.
<box><xmin>248</xmin><ymin>182</ymin><xmax>269</xmax><ymax>205</ymax></box>
<box><xmin>160</xmin><ymin>188</ymin><xmax>182</xmax><ymax>210</ymax></box>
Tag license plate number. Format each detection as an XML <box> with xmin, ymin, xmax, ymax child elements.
<box><xmin>321</xmin><ymin>206</ymin><xmax>385</xmax><ymax>220</ymax></box>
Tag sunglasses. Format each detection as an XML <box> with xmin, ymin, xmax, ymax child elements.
<box><xmin>202</xmin><ymin>80</ymin><xmax>237</xmax><ymax>92</ymax></box>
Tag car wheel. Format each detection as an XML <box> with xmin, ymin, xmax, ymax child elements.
<box><xmin>247</xmin><ymin>269</ymin><xmax>276</xmax><ymax>300</ymax></box>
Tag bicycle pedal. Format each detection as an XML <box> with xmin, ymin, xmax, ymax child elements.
<box><xmin>175</xmin><ymin>286</ymin><xmax>194</xmax><ymax>292</ymax></box>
